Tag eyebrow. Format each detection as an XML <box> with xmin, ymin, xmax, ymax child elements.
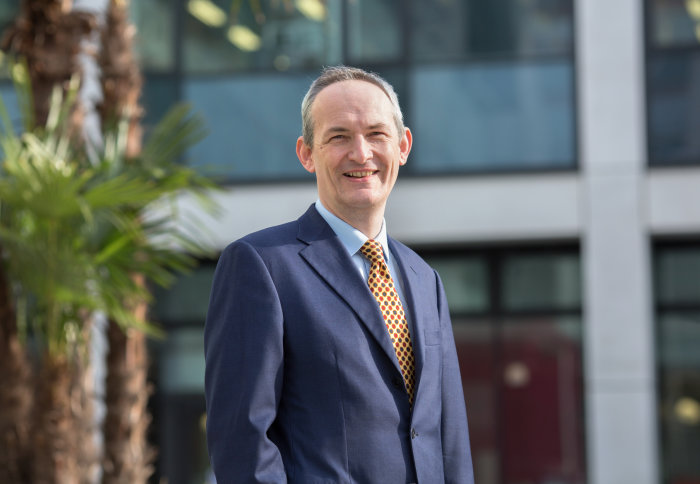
<box><xmin>323</xmin><ymin>123</ymin><xmax>392</xmax><ymax>137</ymax></box>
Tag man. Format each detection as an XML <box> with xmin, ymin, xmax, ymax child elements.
<box><xmin>204</xmin><ymin>66</ymin><xmax>474</xmax><ymax>484</ymax></box>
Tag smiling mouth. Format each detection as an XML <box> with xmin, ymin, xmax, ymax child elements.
<box><xmin>344</xmin><ymin>170</ymin><xmax>377</xmax><ymax>178</ymax></box>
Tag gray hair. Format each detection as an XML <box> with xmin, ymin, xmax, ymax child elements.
<box><xmin>300</xmin><ymin>65</ymin><xmax>405</xmax><ymax>148</ymax></box>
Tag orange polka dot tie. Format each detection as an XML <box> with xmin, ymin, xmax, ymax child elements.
<box><xmin>360</xmin><ymin>239</ymin><xmax>416</xmax><ymax>405</ymax></box>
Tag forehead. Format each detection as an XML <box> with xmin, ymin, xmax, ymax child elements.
<box><xmin>311</xmin><ymin>80</ymin><xmax>394</xmax><ymax>127</ymax></box>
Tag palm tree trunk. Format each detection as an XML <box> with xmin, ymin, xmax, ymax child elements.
<box><xmin>0</xmin><ymin>0</ymin><xmax>94</xmax><ymax>132</ymax></box>
<box><xmin>98</xmin><ymin>2</ymin><xmax>155</xmax><ymax>482</ymax></box>
<box><xmin>31</xmin><ymin>353</ymin><xmax>80</xmax><ymax>484</ymax></box>
<box><xmin>0</xmin><ymin>260</ymin><xmax>32</xmax><ymax>484</ymax></box>
<box><xmin>102</xmin><ymin>319</ymin><xmax>156</xmax><ymax>483</ymax></box>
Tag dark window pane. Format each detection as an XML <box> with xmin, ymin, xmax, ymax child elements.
<box><xmin>152</xmin><ymin>265</ymin><xmax>216</xmax><ymax>325</ymax></box>
<box><xmin>130</xmin><ymin>0</ymin><xmax>175</xmax><ymax>71</ymax></box>
<box><xmin>152</xmin><ymin>328</ymin><xmax>206</xmax><ymax>393</ymax></box>
<box><xmin>657</xmin><ymin>312</ymin><xmax>700</xmax><ymax>484</ymax></box>
<box><xmin>0</xmin><ymin>0</ymin><xmax>18</xmax><ymax>28</ymax></box>
<box><xmin>412</xmin><ymin>0</ymin><xmax>572</xmax><ymax>61</ymax></box>
<box><xmin>452</xmin><ymin>319</ymin><xmax>500</xmax><ymax>484</ymax></box>
<box><xmin>141</xmin><ymin>74</ymin><xmax>179</xmax><ymax>129</ymax></box>
<box><xmin>183</xmin><ymin>0</ymin><xmax>341</xmax><ymax>73</ymax></box>
<box><xmin>410</xmin><ymin>62</ymin><xmax>575</xmax><ymax>173</ymax></box>
<box><xmin>410</xmin><ymin>0</ymin><xmax>468</xmax><ymax>62</ymax></box>
<box><xmin>426</xmin><ymin>256</ymin><xmax>489</xmax><ymax>313</ymax></box>
<box><xmin>184</xmin><ymin>74</ymin><xmax>312</xmax><ymax>181</ymax></box>
<box><xmin>656</xmin><ymin>247</ymin><xmax>700</xmax><ymax>305</ymax></box>
<box><xmin>451</xmin><ymin>315</ymin><xmax>584</xmax><ymax>484</ymax></box>
<box><xmin>347</xmin><ymin>0</ymin><xmax>402</xmax><ymax>63</ymax></box>
<box><xmin>648</xmin><ymin>51</ymin><xmax>700</xmax><ymax>165</ymax></box>
<box><xmin>649</xmin><ymin>0</ymin><xmax>700</xmax><ymax>47</ymax></box>
<box><xmin>502</xmin><ymin>252</ymin><xmax>581</xmax><ymax>311</ymax></box>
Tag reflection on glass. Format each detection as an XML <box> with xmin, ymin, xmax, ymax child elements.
<box><xmin>656</xmin><ymin>247</ymin><xmax>700</xmax><ymax>305</ymax></box>
<box><xmin>502</xmin><ymin>252</ymin><xmax>581</xmax><ymax>311</ymax></box>
<box><xmin>411</xmin><ymin>62</ymin><xmax>575</xmax><ymax>172</ymax></box>
<box><xmin>427</xmin><ymin>256</ymin><xmax>489</xmax><ymax>313</ymax></box>
<box><xmin>130</xmin><ymin>0</ymin><xmax>175</xmax><ymax>71</ymax></box>
<box><xmin>650</xmin><ymin>0</ymin><xmax>700</xmax><ymax>47</ymax></box>
<box><xmin>347</xmin><ymin>0</ymin><xmax>402</xmax><ymax>63</ymax></box>
<box><xmin>183</xmin><ymin>0</ymin><xmax>341</xmax><ymax>73</ymax></box>
<box><xmin>452</xmin><ymin>316</ymin><xmax>584</xmax><ymax>484</ymax></box>
<box><xmin>500</xmin><ymin>317</ymin><xmax>584</xmax><ymax>484</ymax></box>
<box><xmin>648</xmin><ymin>52</ymin><xmax>700</xmax><ymax>165</ymax></box>
<box><xmin>657</xmin><ymin>312</ymin><xmax>700</xmax><ymax>484</ymax></box>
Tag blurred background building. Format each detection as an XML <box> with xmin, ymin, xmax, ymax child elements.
<box><xmin>2</xmin><ymin>0</ymin><xmax>700</xmax><ymax>483</ymax></box>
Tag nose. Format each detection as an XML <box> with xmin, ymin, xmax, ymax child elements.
<box><xmin>348</xmin><ymin>135</ymin><xmax>372</xmax><ymax>164</ymax></box>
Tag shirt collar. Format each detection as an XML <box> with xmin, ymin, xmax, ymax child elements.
<box><xmin>314</xmin><ymin>200</ymin><xmax>391</xmax><ymax>262</ymax></box>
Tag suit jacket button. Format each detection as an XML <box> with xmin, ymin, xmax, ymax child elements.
<box><xmin>411</xmin><ymin>428</ymin><xmax>418</xmax><ymax>439</ymax></box>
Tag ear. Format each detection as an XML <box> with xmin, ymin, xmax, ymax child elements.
<box><xmin>296</xmin><ymin>137</ymin><xmax>315</xmax><ymax>173</ymax></box>
<box><xmin>398</xmin><ymin>127</ymin><xmax>412</xmax><ymax>166</ymax></box>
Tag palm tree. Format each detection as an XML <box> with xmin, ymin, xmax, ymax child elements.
<box><xmin>0</xmin><ymin>1</ymin><xmax>215</xmax><ymax>480</ymax></box>
<box><xmin>0</xmin><ymin>2</ymin><xmax>92</xmax><ymax>481</ymax></box>
<box><xmin>0</xmin><ymin>69</ymin><xmax>212</xmax><ymax>481</ymax></box>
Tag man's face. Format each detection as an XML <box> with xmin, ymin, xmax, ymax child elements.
<box><xmin>297</xmin><ymin>80</ymin><xmax>412</xmax><ymax>227</ymax></box>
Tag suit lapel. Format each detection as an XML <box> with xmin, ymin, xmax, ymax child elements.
<box><xmin>296</xmin><ymin>207</ymin><xmax>402</xmax><ymax>375</ymax></box>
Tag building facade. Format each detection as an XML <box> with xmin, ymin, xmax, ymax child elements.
<box><xmin>3</xmin><ymin>1</ymin><xmax>700</xmax><ymax>483</ymax></box>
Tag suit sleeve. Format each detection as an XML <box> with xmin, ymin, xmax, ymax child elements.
<box><xmin>436</xmin><ymin>270</ymin><xmax>475</xmax><ymax>484</ymax></box>
<box><xmin>204</xmin><ymin>240</ymin><xmax>287</xmax><ymax>483</ymax></box>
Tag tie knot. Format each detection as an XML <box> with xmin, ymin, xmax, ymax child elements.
<box><xmin>360</xmin><ymin>239</ymin><xmax>384</xmax><ymax>264</ymax></box>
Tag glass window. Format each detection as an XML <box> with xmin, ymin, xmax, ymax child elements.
<box><xmin>428</xmin><ymin>256</ymin><xmax>489</xmax><ymax>313</ymax></box>
<box><xmin>0</xmin><ymin>0</ymin><xmax>18</xmax><ymax>30</ymax></box>
<box><xmin>656</xmin><ymin>243</ymin><xmax>700</xmax><ymax>484</ymax></box>
<box><xmin>137</xmin><ymin>0</ymin><xmax>575</xmax><ymax>181</ymax></box>
<box><xmin>649</xmin><ymin>0</ymin><xmax>700</xmax><ymax>47</ymax></box>
<box><xmin>130</xmin><ymin>0</ymin><xmax>175</xmax><ymax>71</ymax></box>
<box><xmin>184</xmin><ymin>73</ymin><xmax>313</xmax><ymax>181</ymax></box>
<box><xmin>423</xmin><ymin>247</ymin><xmax>584</xmax><ymax>484</ymax></box>
<box><xmin>500</xmin><ymin>317</ymin><xmax>584</xmax><ymax>484</ymax></box>
<box><xmin>410</xmin><ymin>61</ymin><xmax>575</xmax><ymax>173</ymax></box>
<box><xmin>411</xmin><ymin>0</ymin><xmax>573</xmax><ymax>62</ymax></box>
<box><xmin>647</xmin><ymin>51</ymin><xmax>700</xmax><ymax>165</ymax></box>
<box><xmin>141</xmin><ymin>74</ymin><xmax>179</xmax><ymax>129</ymax></box>
<box><xmin>183</xmin><ymin>0</ymin><xmax>341</xmax><ymax>73</ymax></box>
<box><xmin>647</xmin><ymin>0</ymin><xmax>700</xmax><ymax>166</ymax></box>
<box><xmin>152</xmin><ymin>264</ymin><xmax>215</xmax><ymax>325</ymax></box>
<box><xmin>347</xmin><ymin>0</ymin><xmax>402</xmax><ymax>63</ymax></box>
<box><xmin>150</xmin><ymin>266</ymin><xmax>216</xmax><ymax>483</ymax></box>
<box><xmin>502</xmin><ymin>252</ymin><xmax>581</xmax><ymax>310</ymax></box>
<box><xmin>656</xmin><ymin>247</ymin><xmax>700</xmax><ymax>305</ymax></box>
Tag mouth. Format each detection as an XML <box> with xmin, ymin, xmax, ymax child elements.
<box><xmin>344</xmin><ymin>170</ymin><xmax>377</xmax><ymax>178</ymax></box>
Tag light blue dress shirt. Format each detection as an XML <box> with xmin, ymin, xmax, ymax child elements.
<box><xmin>314</xmin><ymin>200</ymin><xmax>412</xmax><ymax>331</ymax></box>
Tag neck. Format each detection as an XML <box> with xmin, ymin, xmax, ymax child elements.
<box><xmin>350</xmin><ymin>214</ymin><xmax>384</xmax><ymax>239</ymax></box>
<box><xmin>323</xmin><ymin>203</ymin><xmax>385</xmax><ymax>239</ymax></box>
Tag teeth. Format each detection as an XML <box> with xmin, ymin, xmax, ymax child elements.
<box><xmin>346</xmin><ymin>171</ymin><xmax>374</xmax><ymax>178</ymax></box>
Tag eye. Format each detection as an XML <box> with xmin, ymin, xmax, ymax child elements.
<box><xmin>368</xmin><ymin>131</ymin><xmax>388</xmax><ymax>139</ymax></box>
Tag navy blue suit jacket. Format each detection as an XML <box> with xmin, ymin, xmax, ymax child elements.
<box><xmin>204</xmin><ymin>205</ymin><xmax>474</xmax><ymax>483</ymax></box>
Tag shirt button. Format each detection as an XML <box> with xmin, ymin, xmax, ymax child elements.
<box><xmin>411</xmin><ymin>428</ymin><xmax>418</xmax><ymax>439</ymax></box>
<box><xmin>392</xmin><ymin>376</ymin><xmax>403</xmax><ymax>389</ymax></box>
